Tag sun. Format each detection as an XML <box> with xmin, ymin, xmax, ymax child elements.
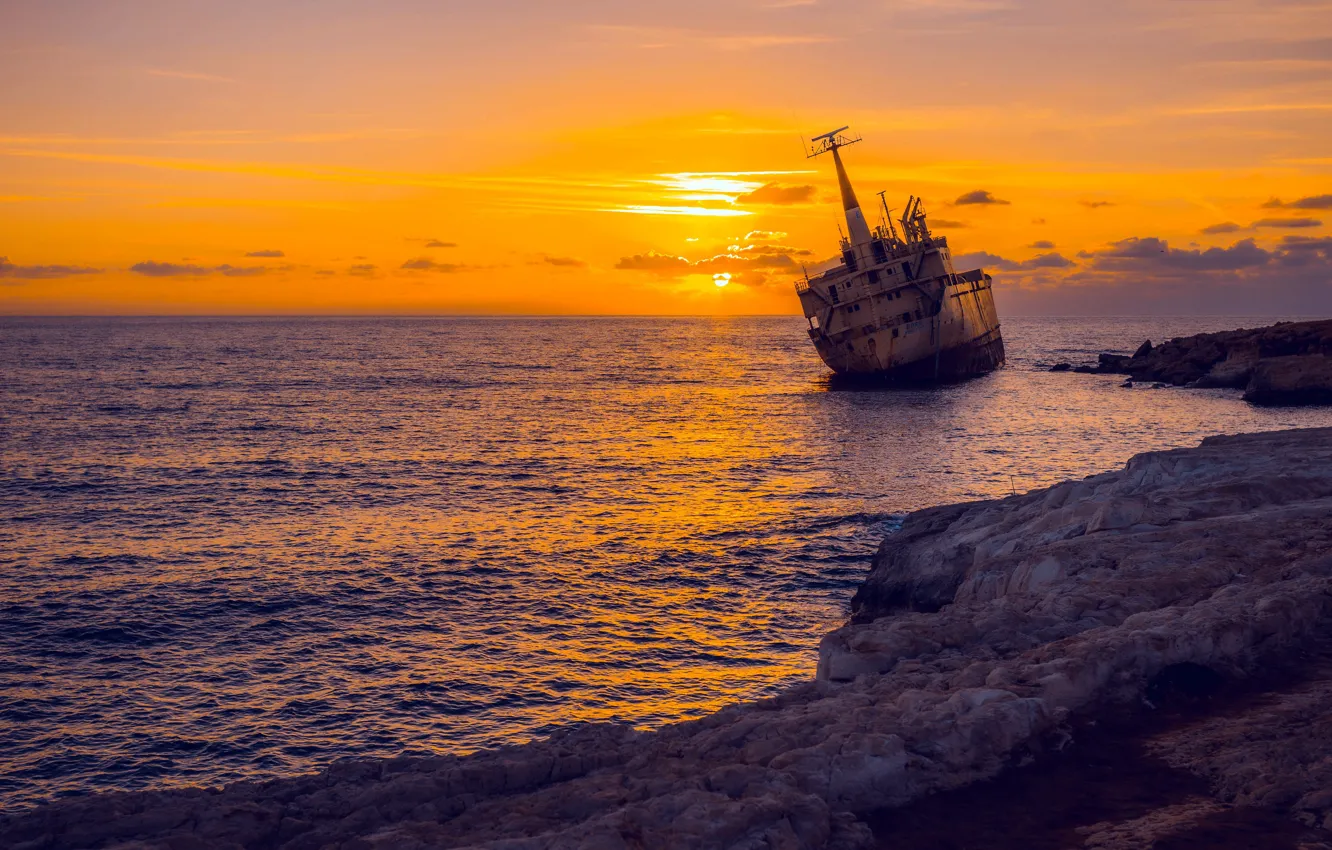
<box><xmin>713</xmin><ymin>273</ymin><xmax>731</xmax><ymax>288</ymax></box>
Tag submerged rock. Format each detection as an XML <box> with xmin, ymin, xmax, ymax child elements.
<box><xmin>6</xmin><ymin>428</ymin><xmax>1332</xmax><ymax>849</ymax></box>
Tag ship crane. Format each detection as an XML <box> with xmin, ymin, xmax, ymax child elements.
<box><xmin>876</xmin><ymin>190</ymin><xmax>902</xmax><ymax>248</ymax></box>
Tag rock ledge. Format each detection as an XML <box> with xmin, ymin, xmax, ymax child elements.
<box><xmin>1056</xmin><ymin>318</ymin><xmax>1332</xmax><ymax>405</ymax></box>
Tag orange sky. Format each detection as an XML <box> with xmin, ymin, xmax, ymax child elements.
<box><xmin>2</xmin><ymin>0</ymin><xmax>1330</xmax><ymax>315</ymax></box>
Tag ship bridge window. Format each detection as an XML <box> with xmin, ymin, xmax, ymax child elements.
<box><xmin>867</xmin><ymin>269</ymin><xmax>881</xmax><ymax>284</ymax></box>
<box><xmin>871</xmin><ymin>240</ymin><xmax>887</xmax><ymax>264</ymax></box>
<box><xmin>829</xmin><ymin>285</ymin><xmax>840</xmax><ymax>304</ymax></box>
<box><xmin>901</xmin><ymin>311</ymin><xmax>911</xmax><ymax>323</ymax></box>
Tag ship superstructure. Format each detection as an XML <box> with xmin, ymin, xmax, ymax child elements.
<box><xmin>794</xmin><ymin>128</ymin><xmax>1005</xmax><ymax>381</ymax></box>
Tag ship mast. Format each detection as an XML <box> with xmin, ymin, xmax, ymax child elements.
<box><xmin>807</xmin><ymin>126</ymin><xmax>872</xmax><ymax>247</ymax></box>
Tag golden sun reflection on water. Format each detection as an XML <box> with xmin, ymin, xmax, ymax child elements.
<box><xmin>4</xmin><ymin>316</ymin><xmax>1332</xmax><ymax>810</ymax></box>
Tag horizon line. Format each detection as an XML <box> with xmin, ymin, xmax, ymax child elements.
<box><xmin>1</xmin><ymin>313</ymin><xmax>1327</xmax><ymax>320</ymax></box>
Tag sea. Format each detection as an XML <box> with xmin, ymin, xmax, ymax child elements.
<box><xmin>3</xmin><ymin>315</ymin><xmax>1331</xmax><ymax>812</ymax></box>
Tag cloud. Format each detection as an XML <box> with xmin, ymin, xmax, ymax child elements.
<box><xmin>954</xmin><ymin>190</ymin><xmax>1009</xmax><ymax>206</ymax></box>
<box><xmin>1170</xmin><ymin>102</ymin><xmax>1332</xmax><ymax>117</ymax></box>
<box><xmin>1028</xmin><ymin>240</ymin><xmax>1056</xmax><ymax>249</ymax></box>
<box><xmin>589</xmin><ymin>24</ymin><xmax>835</xmax><ymax>51</ymax></box>
<box><xmin>615</xmin><ymin>243</ymin><xmax>817</xmax><ymax>287</ymax></box>
<box><xmin>930</xmin><ymin>219</ymin><xmax>968</xmax><ymax>229</ymax></box>
<box><xmin>316</xmin><ymin>269</ymin><xmax>336</xmax><ymax>276</ymax></box>
<box><xmin>691</xmin><ymin>253</ymin><xmax>792</xmax><ymax>285</ymax></box>
<box><xmin>740</xmin><ymin>253</ymin><xmax>802</xmax><ymax>269</ymax></box>
<box><xmin>245</xmin><ymin>249</ymin><xmax>285</xmax><ymax>258</ymax></box>
<box><xmin>1077</xmin><ymin>237</ymin><xmax>1272</xmax><ymax>273</ymax></box>
<box><xmin>130</xmin><ymin>261</ymin><xmax>273</xmax><ymax>277</ymax></box>
<box><xmin>953</xmin><ymin>251</ymin><xmax>1074</xmax><ymax>272</ymax></box>
<box><xmin>615</xmin><ymin>252</ymin><xmax>691</xmax><ymax>273</ymax></box>
<box><xmin>1281</xmin><ymin>235</ymin><xmax>1332</xmax><ymax>251</ymax></box>
<box><xmin>129</xmin><ymin>261</ymin><xmax>214</xmax><ymax>276</ymax></box>
<box><xmin>348</xmin><ymin>264</ymin><xmax>377</xmax><ymax>276</ymax></box>
<box><xmin>0</xmin><ymin>256</ymin><xmax>102</xmax><ymax>281</ymax></box>
<box><xmin>215</xmin><ymin>264</ymin><xmax>268</xmax><ymax>277</ymax></box>
<box><xmin>1001</xmin><ymin>235</ymin><xmax>1332</xmax><ymax>316</ymax></box>
<box><xmin>743</xmin><ymin>230</ymin><xmax>787</xmax><ymax>241</ymax></box>
<box><xmin>1080</xmin><ymin>200</ymin><xmax>1115</xmax><ymax>209</ymax></box>
<box><xmin>706</xmin><ymin>34</ymin><xmax>835</xmax><ymax>49</ymax></box>
<box><xmin>610</xmin><ymin>204</ymin><xmax>753</xmax><ymax>218</ymax></box>
<box><xmin>425</xmin><ymin>240</ymin><xmax>457</xmax><ymax>248</ymax></box>
<box><xmin>1253</xmin><ymin>217</ymin><xmax>1323</xmax><ymax>228</ymax></box>
<box><xmin>536</xmin><ymin>255</ymin><xmax>588</xmax><ymax>268</ymax></box>
<box><xmin>401</xmin><ymin>257</ymin><xmax>470</xmax><ymax>272</ymax></box>
<box><xmin>1201</xmin><ymin>222</ymin><xmax>1244</xmax><ymax>234</ymax></box>
<box><xmin>733</xmin><ymin>243</ymin><xmax>813</xmax><ymax>257</ymax></box>
<box><xmin>897</xmin><ymin>0</ymin><xmax>1015</xmax><ymax>11</ymax></box>
<box><xmin>1262</xmin><ymin>194</ymin><xmax>1332</xmax><ymax>210</ymax></box>
<box><xmin>735</xmin><ymin>183</ymin><xmax>816</xmax><ymax>205</ymax></box>
<box><xmin>1023</xmin><ymin>252</ymin><xmax>1076</xmax><ymax>269</ymax></box>
<box><xmin>953</xmin><ymin>251</ymin><xmax>1008</xmax><ymax>269</ymax></box>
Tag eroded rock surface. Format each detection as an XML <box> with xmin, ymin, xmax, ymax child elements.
<box><xmin>1245</xmin><ymin>354</ymin><xmax>1332</xmax><ymax>406</ymax></box>
<box><xmin>1148</xmin><ymin>664</ymin><xmax>1332</xmax><ymax>830</ymax></box>
<box><xmin>6</xmin><ymin>428</ymin><xmax>1332</xmax><ymax>850</ymax></box>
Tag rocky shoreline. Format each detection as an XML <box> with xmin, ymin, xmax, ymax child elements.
<box><xmin>6</xmin><ymin>427</ymin><xmax>1332</xmax><ymax>849</ymax></box>
<box><xmin>1051</xmin><ymin>318</ymin><xmax>1332</xmax><ymax>405</ymax></box>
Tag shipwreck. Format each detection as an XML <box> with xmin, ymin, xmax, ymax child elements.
<box><xmin>795</xmin><ymin>127</ymin><xmax>1005</xmax><ymax>382</ymax></box>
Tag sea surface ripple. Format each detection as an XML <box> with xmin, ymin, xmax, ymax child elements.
<box><xmin>3</xmin><ymin>315</ymin><xmax>1331</xmax><ymax>811</ymax></box>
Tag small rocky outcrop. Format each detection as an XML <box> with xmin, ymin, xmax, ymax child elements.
<box><xmin>1065</xmin><ymin>319</ymin><xmax>1332</xmax><ymax>405</ymax></box>
<box><xmin>6</xmin><ymin>429</ymin><xmax>1332</xmax><ymax>849</ymax></box>
<box><xmin>1244</xmin><ymin>354</ymin><xmax>1332</xmax><ymax>406</ymax></box>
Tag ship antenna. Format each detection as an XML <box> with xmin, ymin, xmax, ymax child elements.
<box><xmin>805</xmin><ymin>125</ymin><xmax>860</xmax><ymax>159</ymax></box>
<box><xmin>808</xmin><ymin>125</ymin><xmax>872</xmax><ymax>247</ymax></box>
